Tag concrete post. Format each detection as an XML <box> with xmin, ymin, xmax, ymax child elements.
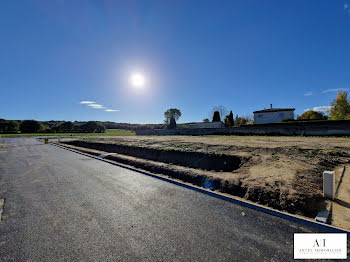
<box><xmin>323</xmin><ymin>171</ymin><xmax>335</xmax><ymax>200</ymax></box>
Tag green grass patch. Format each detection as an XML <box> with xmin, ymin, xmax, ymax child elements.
<box><xmin>0</xmin><ymin>129</ymin><xmax>135</xmax><ymax>137</ymax></box>
<box><xmin>105</xmin><ymin>129</ymin><xmax>135</xmax><ymax>136</ymax></box>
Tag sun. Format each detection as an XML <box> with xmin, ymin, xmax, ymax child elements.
<box><xmin>130</xmin><ymin>73</ymin><xmax>145</xmax><ymax>87</ymax></box>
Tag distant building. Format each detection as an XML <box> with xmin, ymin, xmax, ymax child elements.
<box><xmin>253</xmin><ymin>104</ymin><xmax>295</xmax><ymax>124</ymax></box>
<box><xmin>188</xmin><ymin>122</ymin><xmax>225</xmax><ymax>129</ymax></box>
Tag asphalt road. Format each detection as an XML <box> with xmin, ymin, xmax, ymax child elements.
<box><xmin>0</xmin><ymin>137</ymin><xmax>320</xmax><ymax>261</ymax></box>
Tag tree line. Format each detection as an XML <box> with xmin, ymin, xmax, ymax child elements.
<box><xmin>0</xmin><ymin>120</ymin><xmax>106</xmax><ymax>134</ymax></box>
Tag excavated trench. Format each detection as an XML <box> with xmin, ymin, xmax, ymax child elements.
<box><xmin>61</xmin><ymin>140</ymin><xmax>338</xmax><ymax>218</ymax></box>
<box><xmin>64</xmin><ymin>141</ymin><xmax>248</xmax><ymax>172</ymax></box>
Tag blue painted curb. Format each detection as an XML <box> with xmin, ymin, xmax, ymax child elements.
<box><xmin>48</xmin><ymin>140</ymin><xmax>350</xmax><ymax>236</ymax></box>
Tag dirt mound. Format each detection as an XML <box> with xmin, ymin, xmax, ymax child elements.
<box><xmin>64</xmin><ymin>140</ymin><xmax>248</xmax><ymax>172</ymax></box>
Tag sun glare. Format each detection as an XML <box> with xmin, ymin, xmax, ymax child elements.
<box><xmin>130</xmin><ymin>73</ymin><xmax>145</xmax><ymax>87</ymax></box>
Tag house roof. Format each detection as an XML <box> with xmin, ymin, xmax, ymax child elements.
<box><xmin>253</xmin><ymin>108</ymin><xmax>295</xmax><ymax>114</ymax></box>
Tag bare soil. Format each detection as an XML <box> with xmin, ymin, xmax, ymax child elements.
<box><xmin>332</xmin><ymin>166</ymin><xmax>350</xmax><ymax>230</ymax></box>
<box><xmin>62</xmin><ymin>135</ymin><xmax>350</xmax><ymax>218</ymax></box>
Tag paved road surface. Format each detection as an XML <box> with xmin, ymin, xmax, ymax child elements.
<box><xmin>0</xmin><ymin>137</ymin><xmax>320</xmax><ymax>261</ymax></box>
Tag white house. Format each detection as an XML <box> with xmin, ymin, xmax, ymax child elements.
<box><xmin>253</xmin><ymin>104</ymin><xmax>295</xmax><ymax>124</ymax></box>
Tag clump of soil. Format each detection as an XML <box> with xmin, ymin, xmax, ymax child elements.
<box><xmin>62</xmin><ymin>136</ymin><xmax>350</xmax><ymax>218</ymax></box>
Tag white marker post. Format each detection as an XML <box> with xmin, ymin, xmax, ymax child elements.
<box><xmin>323</xmin><ymin>171</ymin><xmax>335</xmax><ymax>200</ymax></box>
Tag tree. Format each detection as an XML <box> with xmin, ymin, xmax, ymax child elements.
<box><xmin>0</xmin><ymin>119</ymin><xmax>8</xmax><ymax>133</ymax></box>
<box><xmin>228</xmin><ymin>111</ymin><xmax>234</xmax><ymax>126</ymax></box>
<box><xmin>210</xmin><ymin>105</ymin><xmax>228</xmax><ymax>121</ymax></box>
<box><xmin>239</xmin><ymin>118</ymin><xmax>247</xmax><ymax>125</ymax></box>
<box><xmin>329</xmin><ymin>92</ymin><xmax>350</xmax><ymax>120</ymax></box>
<box><xmin>203</xmin><ymin>118</ymin><xmax>210</xmax><ymax>123</ymax></box>
<box><xmin>0</xmin><ymin>119</ymin><xmax>20</xmax><ymax>133</ymax></box>
<box><xmin>57</xmin><ymin>121</ymin><xmax>75</xmax><ymax>132</ymax></box>
<box><xmin>168</xmin><ymin>117</ymin><xmax>177</xmax><ymax>129</ymax></box>
<box><xmin>164</xmin><ymin>108</ymin><xmax>181</xmax><ymax>124</ymax></box>
<box><xmin>7</xmin><ymin>120</ymin><xmax>19</xmax><ymax>133</ymax></box>
<box><xmin>212</xmin><ymin>111</ymin><xmax>221</xmax><ymax>122</ymax></box>
<box><xmin>224</xmin><ymin>115</ymin><xmax>230</xmax><ymax>127</ymax></box>
<box><xmin>297</xmin><ymin>110</ymin><xmax>328</xmax><ymax>120</ymax></box>
<box><xmin>242</xmin><ymin>115</ymin><xmax>253</xmax><ymax>122</ymax></box>
<box><xmin>223</xmin><ymin>111</ymin><xmax>234</xmax><ymax>127</ymax></box>
<box><xmin>233</xmin><ymin>115</ymin><xmax>251</xmax><ymax>125</ymax></box>
<box><xmin>96</xmin><ymin>123</ymin><xmax>106</xmax><ymax>133</ymax></box>
<box><xmin>234</xmin><ymin>115</ymin><xmax>240</xmax><ymax>125</ymax></box>
<box><xmin>20</xmin><ymin>120</ymin><xmax>42</xmax><ymax>133</ymax></box>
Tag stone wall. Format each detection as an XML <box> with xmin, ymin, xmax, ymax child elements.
<box><xmin>188</xmin><ymin>122</ymin><xmax>225</xmax><ymax>129</ymax></box>
<box><xmin>135</xmin><ymin>120</ymin><xmax>350</xmax><ymax>136</ymax></box>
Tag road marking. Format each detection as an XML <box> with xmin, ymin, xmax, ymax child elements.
<box><xmin>98</xmin><ymin>153</ymin><xmax>116</xmax><ymax>159</ymax></box>
<box><xmin>0</xmin><ymin>199</ymin><xmax>4</xmax><ymax>222</ymax></box>
<box><xmin>98</xmin><ymin>154</ymin><xmax>109</xmax><ymax>159</ymax></box>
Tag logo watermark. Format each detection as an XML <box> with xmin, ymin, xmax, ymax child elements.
<box><xmin>294</xmin><ymin>233</ymin><xmax>347</xmax><ymax>259</ymax></box>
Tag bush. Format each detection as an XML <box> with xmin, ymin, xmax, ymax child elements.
<box><xmin>298</xmin><ymin>110</ymin><xmax>327</xmax><ymax>120</ymax></box>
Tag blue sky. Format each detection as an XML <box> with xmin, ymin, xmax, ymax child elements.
<box><xmin>1</xmin><ymin>0</ymin><xmax>350</xmax><ymax>123</ymax></box>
